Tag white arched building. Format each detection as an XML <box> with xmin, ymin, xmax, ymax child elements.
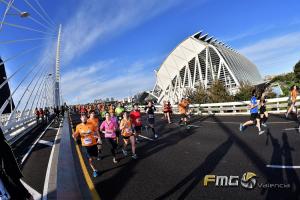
<box><xmin>152</xmin><ymin>31</ymin><xmax>263</xmax><ymax>104</ymax></box>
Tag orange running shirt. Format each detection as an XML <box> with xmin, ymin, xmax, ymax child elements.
<box><xmin>178</xmin><ymin>99</ymin><xmax>188</xmax><ymax>114</ymax></box>
<box><xmin>75</xmin><ymin>123</ymin><xmax>97</xmax><ymax>146</ymax></box>
<box><xmin>120</xmin><ymin>119</ymin><xmax>133</xmax><ymax>137</ymax></box>
<box><xmin>291</xmin><ymin>90</ymin><xmax>297</xmax><ymax>102</ymax></box>
<box><xmin>87</xmin><ymin>117</ymin><xmax>99</xmax><ymax>130</ymax></box>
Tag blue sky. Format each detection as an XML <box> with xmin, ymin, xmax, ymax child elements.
<box><xmin>1</xmin><ymin>0</ymin><xmax>300</xmax><ymax>104</ymax></box>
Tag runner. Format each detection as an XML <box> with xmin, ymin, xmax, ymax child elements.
<box><xmin>178</xmin><ymin>98</ymin><xmax>189</xmax><ymax>126</ymax></box>
<box><xmin>72</xmin><ymin>113</ymin><xmax>100</xmax><ymax>177</ymax></box>
<box><xmin>120</xmin><ymin>112</ymin><xmax>137</xmax><ymax>159</ymax></box>
<box><xmin>115</xmin><ymin>102</ymin><xmax>125</xmax><ymax>123</ymax></box>
<box><xmin>110</xmin><ymin>111</ymin><xmax>120</xmax><ymax>146</ymax></box>
<box><xmin>240</xmin><ymin>89</ymin><xmax>265</xmax><ymax>135</ymax></box>
<box><xmin>100</xmin><ymin>112</ymin><xmax>119</xmax><ymax>164</ymax></box>
<box><xmin>39</xmin><ymin>108</ymin><xmax>44</xmax><ymax>124</ymax></box>
<box><xmin>34</xmin><ymin>107</ymin><xmax>40</xmax><ymax>124</ymax></box>
<box><xmin>163</xmin><ymin>101</ymin><xmax>172</xmax><ymax>124</ymax></box>
<box><xmin>259</xmin><ymin>95</ymin><xmax>268</xmax><ymax>127</ymax></box>
<box><xmin>109</xmin><ymin>104</ymin><xmax>115</xmax><ymax>115</ymax></box>
<box><xmin>54</xmin><ymin>106</ymin><xmax>60</xmax><ymax>123</ymax></box>
<box><xmin>286</xmin><ymin>85</ymin><xmax>298</xmax><ymax>118</ymax></box>
<box><xmin>44</xmin><ymin>107</ymin><xmax>50</xmax><ymax>124</ymax></box>
<box><xmin>130</xmin><ymin>104</ymin><xmax>143</xmax><ymax>143</ymax></box>
<box><xmin>145</xmin><ymin>101</ymin><xmax>158</xmax><ymax>139</ymax></box>
<box><xmin>87</xmin><ymin>110</ymin><xmax>103</xmax><ymax>161</ymax></box>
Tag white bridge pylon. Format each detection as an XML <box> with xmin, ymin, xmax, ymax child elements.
<box><xmin>0</xmin><ymin>0</ymin><xmax>62</xmax><ymax>133</ymax></box>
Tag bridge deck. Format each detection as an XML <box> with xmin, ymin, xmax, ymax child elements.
<box><xmin>69</xmin><ymin>113</ymin><xmax>300</xmax><ymax>200</ymax></box>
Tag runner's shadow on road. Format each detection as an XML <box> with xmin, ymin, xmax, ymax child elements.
<box><xmin>155</xmin><ymin>137</ymin><xmax>234</xmax><ymax>200</ymax></box>
<box><xmin>281</xmin><ymin>132</ymin><xmax>300</xmax><ymax>198</ymax></box>
<box><xmin>95</xmin><ymin>118</ymin><xmax>205</xmax><ymax>200</ymax></box>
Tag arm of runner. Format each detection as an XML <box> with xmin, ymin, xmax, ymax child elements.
<box><xmin>119</xmin><ymin>120</ymin><xmax>125</xmax><ymax>130</ymax></box>
<box><xmin>72</xmin><ymin>126</ymin><xmax>79</xmax><ymax>139</ymax></box>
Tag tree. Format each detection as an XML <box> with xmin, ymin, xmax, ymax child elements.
<box><xmin>207</xmin><ymin>81</ymin><xmax>233</xmax><ymax>103</ymax></box>
<box><xmin>185</xmin><ymin>85</ymin><xmax>207</xmax><ymax>104</ymax></box>
<box><xmin>294</xmin><ymin>60</ymin><xmax>300</xmax><ymax>80</ymax></box>
<box><xmin>234</xmin><ymin>82</ymin><xmax>254</xmax><ymax>101</ymax></box>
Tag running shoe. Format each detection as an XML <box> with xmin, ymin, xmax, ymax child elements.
<box><xmin>93</xmin><ymin>170</ymin><xmax>99</xmax><ymax>178</ymax></box>
<box><xmin>258</xmin><ymin>130</ymin><xmax>265</xmax><ymax>135</ymax></box>
<box><xmin>154</xmin><ymin>134</ymin><xmax>158</xmax><ymax>139</ymax></box>
<box><xmin>132</xmin><ymin>154</ymin><xmax>138</xmax><ymax>159</ymax></box>
<box><xmin>239</xmin><ymin>123</ymin><xmax>244</xmax><ymax>132</ymax></box>
<box><xmin>261</xmin><ymin>123</ymin><xmax>268</xmax><ymax>128</ymax></box>
<box><xmin>122</xmin><ymin>149</ymin><xmax>128</xmax><ymax>156</ymax></box>
<box><xmin>113</xmin><ymin>157</ymin><xmax>118</xmax><ymax>164</ymax></box>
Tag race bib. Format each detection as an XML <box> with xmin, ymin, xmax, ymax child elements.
<box><xmin>148</xmin><ymin>114</ymin><xmax>154</xmax><ymax>119</ymax></box>
<box><xmin>125</xmin><ymin>128</ymin><xmax>132</xmax><ymax>134</ymax></box>
<box><xmin>83</xmin><ymin>137</ymin><xmax>93</xmax><ymax>145</ymax></box>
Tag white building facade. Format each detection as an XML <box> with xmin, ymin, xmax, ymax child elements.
<box><xmin>152</xmin><ymin>32</ymin><xmax>263</xmax><ymax>104</ymax></box>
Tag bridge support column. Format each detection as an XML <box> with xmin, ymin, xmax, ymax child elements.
<box><xmin>55</xmin><ymin>24</ymin><xmax>62</xmax><ymax>107</ymax></box>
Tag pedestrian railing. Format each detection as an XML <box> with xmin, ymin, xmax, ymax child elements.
<box><xmin>131</xmin><ymin>96</ymin><xmax>300</xmax><ymax>116</ymax></box>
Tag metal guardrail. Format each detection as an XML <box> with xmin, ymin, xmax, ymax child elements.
<box><xmin>129</xmin><ymin>96</ymin><xmax>300</xmax><ymax>116</ymax></box>
<box><xmin>1</xmin><ymin>110</ymin><xmax>53</xmax><ymax>143</ymax></box>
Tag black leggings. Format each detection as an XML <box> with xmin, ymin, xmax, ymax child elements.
<box><xmin>105</xmin><ymin>138</ymin><xmax>118</xmax><ymax>157</ymax></box>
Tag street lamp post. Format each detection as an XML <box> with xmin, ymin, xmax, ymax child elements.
<box><xmin>0</xmin><ymin>0</ymin><xmax>30</xmax><ymax>31</ymax></box>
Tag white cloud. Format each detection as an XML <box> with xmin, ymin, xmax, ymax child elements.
<box><xmin>61</xmin><ymin>58</ymin><xmax>157</xmax><ymax>104</ymax></box>
<box><xmin>61</xmin><ymin>0</ymin><xmax>186</xmax><ymax>65</ymax></box>
<box><xmin>238</xmin><ymin>32</ymin><xmax>300</xmax><ymax>75</ymax></box>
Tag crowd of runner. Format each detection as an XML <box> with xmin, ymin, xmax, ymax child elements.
<box><xmin>71</xmin><ymin>99</ymin><xmax>191</xmax><ymax>177</ymax></box>
<box><xmin>71</xmin><ymin>86</ymin><xmax>299</xmax><ymax>178</ymax></box>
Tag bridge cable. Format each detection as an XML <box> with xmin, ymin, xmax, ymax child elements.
<box><xmin>23</xmin><ymin>0</ymin><xmax>56</xmax><ymax>31</ymax></box>
<box><xmin>0</xmin><ymin>44</ymin><xmax>46</xmax><ymax>90</ymax></box>
<box><xmin>0</xmin><ymin>0</ymin><xmax>55</xmax><ymax>32</ymax></box>
<box><xmin>33</xmin><ymin>0</ymin><xmax>56</xmax><ymax>27</ymax></box>
<box><xmin>6</xmin><ymin>60</ymin><xmax>47</xmax><ymax>125</ymax></box>
<box><xmin>0</xmin><ymin>36</ymin><xmax>55</xmax><ymax>45</ymax></box>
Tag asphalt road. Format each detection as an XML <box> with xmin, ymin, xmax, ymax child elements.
<box><xmin>70</xmin><ymin>112</ymin><xmax>300</xmax><ymax>200</ymax></box>
<box><xmin>11</xmin><ymin>117</ymin><xmax>61</xmax><ymax>196</ymax></box>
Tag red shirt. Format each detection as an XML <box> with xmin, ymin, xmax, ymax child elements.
<box><xmin>130</xmin><ymin>110</ymin><xmax>142</xmax><ymax>126</ymax></box>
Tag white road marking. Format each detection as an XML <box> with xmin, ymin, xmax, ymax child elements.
<box><xmin>187</xmin><ymin>124</ymin><xmax>202</xmax><ymax>128</ymax></box>
<box><xmin>42</xmin><ymin>121</ymin><xmax>62</xmax><ymax>200</ymax></box>
<box><xmin>138</xmin><ymin>135</ymin><xmax>154</xmax><ymax>141</ymax></box>
<box><xmin>266</xmin><ymin>165</ymin><xmax>300</xmax><ymax>169</ymax></box>
<box><xmin>201</xmin><ymin>121</ymin><xmax>296</xmax><ymax>125</ymax></box>
<box><xmin>20</xmin><ymin>179</ymin><xmax>42</xmax><ymax>200</ymax></box>
<box><xmin>282</xmin><ymin>127</ymin><xmax>300</xmax><ymax>131</ymax></box>
<box><xmin>38</xmin><ymin>140</ymin><xmax>53</xmax><ymax>147</ymax></box>
<box><xmin>21</xmin><ymin>120</ymin><xmax>54</xmax><ymax>165</ymax></box>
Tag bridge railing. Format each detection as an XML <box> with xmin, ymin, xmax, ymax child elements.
<box><xmin>130</xmin><ymin>96</ymin><xmax>299</xmax><ymax>116</ymax></box>
<box><xmin>1</xmin><ymin>110</ymin><xmax>37</xmax><ymax>142</ymax></box>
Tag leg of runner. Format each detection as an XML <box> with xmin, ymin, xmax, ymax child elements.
<box><xmin>240</xmin><ymin>120</ymin><xmax>254</xmax><ymax>132</ymax></box>
<box><xmin>130</xmin><ymin>135</ymin><xmax>137</xmax><ymax>159</ymax></box>
<box><xmin>82</xmin><ymin>146</ymin><xmax>100</xmax><ymax>177</ymax></box>
<box><xmin>167</xmin><ymin>112</ymin><xmax>171</xmax><ymax>124</ymax></box>
<box><xmin>261</xmin><ymin>112</ymin><xmax>269</xmax><ymax>127</ymax></box>
<box><xmin>105</xmin><ymin>138</ymin><xmax>118</xmax><ymax>164</ymax></box>
<box><xmin>134</xmin><ymin>126</ymin><xmax>142</xmax><ymax>143</ymax></box>
<box><xmin>122</xmin><ymin>138</ymin><xmax>128</xmax><ymax>156</ymax></box>
<box><xmin>256</xmin><ymin>117</ymin><xmax>265</xmax><ymax>135</ymax></box>
<box><xmin>149</xmin><ymin>124</ymin><xmax>158</xmax><ymax>139</ymax></box>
